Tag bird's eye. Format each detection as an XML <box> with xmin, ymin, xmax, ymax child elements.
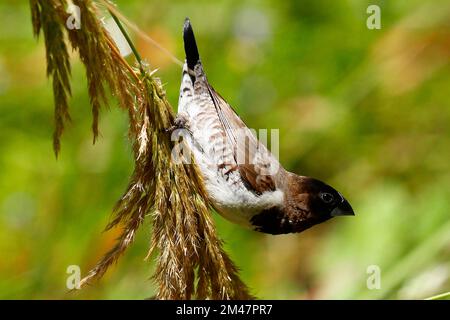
<box><xmin>320</xmin><ymin>192</ymin><xmax>334</xmax><ymax>204</ymax></box>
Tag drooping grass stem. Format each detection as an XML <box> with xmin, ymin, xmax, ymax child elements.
<box><xmin>108</xmin><ymin>9</ymin><xmax>145</xmax><ymax>74</ymax></box>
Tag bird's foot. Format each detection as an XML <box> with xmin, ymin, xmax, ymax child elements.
<box><xmin>164</xmin><ymin>112</ymin><xmax>190</xmax><ymax>134</ymax></box>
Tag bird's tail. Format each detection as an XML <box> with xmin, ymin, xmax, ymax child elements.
<box><xmin>183</xmin><ymin>18</ymin><xmax>200</xmax><ymax>70</ymax></box>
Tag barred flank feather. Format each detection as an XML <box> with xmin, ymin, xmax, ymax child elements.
<box><xmin>31</xmin><ymin>0</ymin><xmax>252</xmax><ymax>300</ymax></box>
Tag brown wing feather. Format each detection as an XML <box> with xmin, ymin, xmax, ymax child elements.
<box><xmin>205</xmin><ymin>84</ymin><xmax>277</xmax><ymax>194</ymax></box>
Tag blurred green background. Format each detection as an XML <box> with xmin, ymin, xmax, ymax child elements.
<box><xmin>1</xmin><ymin>0</ymin><xmax>449</xmax><ymax>299</ymax></box>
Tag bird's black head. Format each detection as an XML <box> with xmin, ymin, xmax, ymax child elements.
<box><xmin>301</xmin><ymin>176</ymin><xmax>354</xmax><ymax>218</ymax></box>
<box><xmin>281</xmin><ymin>175</ymin><xmax>354</xmax><ymax>233</ymax></box>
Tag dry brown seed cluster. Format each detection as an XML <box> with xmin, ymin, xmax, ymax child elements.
<box><xmin>30</xmin><ymin>0</ymin><xmax>253</xmax><ymax>300</ymax></box>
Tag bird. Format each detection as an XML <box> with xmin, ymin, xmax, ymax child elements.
<box><xmin>173</xmin><ymin>18</ymin><xmax>354</xmax><ymax>235</ymax></box>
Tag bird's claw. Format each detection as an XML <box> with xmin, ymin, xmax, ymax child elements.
<box><xmin>164</xmin><ymin>113</ymin><xmax>190</xmax><ymax>135</ymax></box>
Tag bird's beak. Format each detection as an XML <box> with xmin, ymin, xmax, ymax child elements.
<box><xmin>331</xmin><ymin>198</ymin><xmax>355</xmax><ymax>216</ymax></box>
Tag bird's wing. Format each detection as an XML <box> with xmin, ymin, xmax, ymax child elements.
<box><xmin>182</xmin><ymin>19</ymin><xmax>279</xmax><ymax>194</ymax></box>
<box><xmin>205</xmin><ymin>83</ymin><xmax>279</xmax><ymax>194</ymax></box>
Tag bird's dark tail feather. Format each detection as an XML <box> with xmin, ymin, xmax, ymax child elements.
<box><xmin>183</xmin><ymin>18</ymin><xmax>200</xmax><ymax>70</ymax></box>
